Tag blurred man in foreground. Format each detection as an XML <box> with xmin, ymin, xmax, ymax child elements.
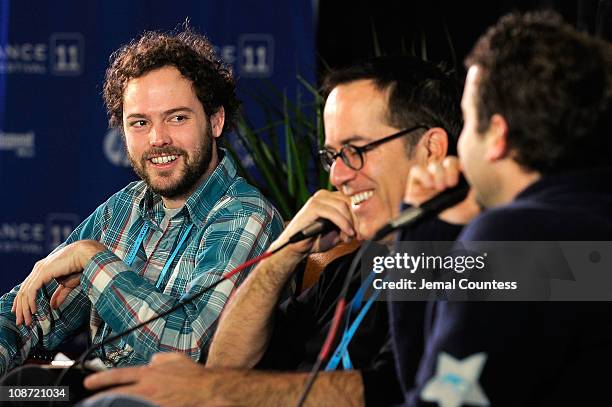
<box><xmin>390</xmin><ymin>11</ymin><xmax>612</xmax><ymax>406</ymax></box>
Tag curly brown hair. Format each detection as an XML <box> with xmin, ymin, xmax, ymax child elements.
<box><xmin>103</xmin><ymin>28</ymin><xmax>239</xmax><ymax>136</ymax></box>
<box><xmin>465</xmin><ymin>11</ymin><xmax>612</xmax><ymax>174</ymax></box>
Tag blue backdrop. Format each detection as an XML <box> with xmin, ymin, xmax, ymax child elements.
<box><xmin>0</xmin><ymin>0</ymin><xmax>315</xmax><ymax>292</ymax></box>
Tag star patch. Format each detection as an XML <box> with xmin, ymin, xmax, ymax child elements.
<box><xmin>420</xmin><ymin>352</ymin><xmax>490</xmax><ymax>407</ymax></box>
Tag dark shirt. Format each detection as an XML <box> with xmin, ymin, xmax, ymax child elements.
<box><xmin>390</xmin><ymin>168</ymin><xmax>612</xmax><ymax>406</ymax></box>
<box><xmin>257</xmin><ymin>252</ymin><xmax>405</xmax><ymax>406</ymax></box>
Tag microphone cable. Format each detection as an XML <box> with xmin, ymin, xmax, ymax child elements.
<box><xmin>50</xmin><ymin>221</ymin><xmax>330</xmax><ymax>404</ymax></box>
<box><xmin>294</xmin><ymin>239</ymin><xmax>374</xmax><ymax>407</ymax></box>
<box><xmin>50</xmin><ymin>248</ymin><xmax>274</xmax><ymax>405</ymax></box>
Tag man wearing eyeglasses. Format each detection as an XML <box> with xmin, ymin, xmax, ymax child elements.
<box><xmin>83</xmin><ymin>56</ymin><xmax>464</xmax><ymax>406</ymax></box>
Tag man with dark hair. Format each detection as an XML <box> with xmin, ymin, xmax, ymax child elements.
<box><xmin>0</xmin><ymin>28</ymin><xmax>283</xmax><ymax>375</ymax></box>
<box><xmin>390</xmin><ymin>11</ymin><xmax>612</xmax><ymax>405</ymax></box>
<box><xmin>83</xmin><ymin>55</ymin><xmax>465</xmax><ymax>406</ymax></box>
<box><xmin>103</xmin><ymin>30</ymin><xmax>240</xmax><ymax>134</ymax></box>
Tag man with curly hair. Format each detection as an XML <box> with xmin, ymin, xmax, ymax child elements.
<box><xmin>0</xmin><ymin>28</ymin><xmax>283</xmax><ymax>375</ymax></box>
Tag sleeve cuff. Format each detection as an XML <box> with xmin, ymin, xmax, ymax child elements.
<box><xmin>81</xmin><ymin>250</ymin><xmax>127</xmax><ymax>305</ymax></box>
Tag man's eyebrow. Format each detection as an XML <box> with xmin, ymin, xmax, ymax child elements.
<box><xmin>125</xmin><ymin>112</ymin><xmax>148</xmax><ymax>120</ymax></box>
<box><xmin>125</xmin><ymin>107</ymin><xmax>195</xmax><ymax>120</ymax></box>
<box><xmin>164</xmin><ymin>107</ymin><xmax>195</xmax><ymax>116</ymax></box>
<box><xmin>324</xmin><ymin>135</ymin><xmax>370</xmax><ymax>149</ymax></box>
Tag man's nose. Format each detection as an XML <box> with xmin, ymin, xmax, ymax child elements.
<box><xmin>330</xmin><ymin>156</ymin><xmax>357</xmax><ymax>188</ymax></box>
<box><xmin>149</xmin><ymin>123</ymin><xmax>171</xmax><ymax>147</ymax></box>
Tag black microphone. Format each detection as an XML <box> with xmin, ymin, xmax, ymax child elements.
<box><xmin>288</xmin><ymin>219</ymin><xmax>340</xmax><ymax>243</ymax></box>
<box><xmin>372</xmin><ymin>176</ymin><xmax>470</xmax><ymax>240</ymax></box>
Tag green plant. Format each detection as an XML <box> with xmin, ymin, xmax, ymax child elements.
<box><xmin>225</xmin><ymin>76</ymin><xmax>331</xmax><ymax>220</ymax></box>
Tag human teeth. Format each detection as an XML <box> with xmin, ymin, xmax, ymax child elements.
<box><xmin>351</xmin><ymin>190</ymin><xmax>373</xmax><ymax>206</ymax></box>
<box><xmin>151</xmin><ymin>155</ymin><xmax>178</xmax><ymax>164</ymax></box>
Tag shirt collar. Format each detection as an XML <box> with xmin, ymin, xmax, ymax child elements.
<box><xmin>515</xmin><ymin>167</ymin><xmax>612</xmax><ymax>202</ymax></box>
<box><xmin>138</xmin><ymin>148</ymin><xmax>238</xmax><ymax>228</ymax></box>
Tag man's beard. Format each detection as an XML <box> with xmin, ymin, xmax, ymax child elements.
<box><xmin>128</xmin><ymin>121</ymin><xmax>214</xmax><ymax>199</ymax></box>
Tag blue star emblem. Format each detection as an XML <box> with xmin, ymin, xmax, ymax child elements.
<box><xmin>421</xmin><ymin>352</ymin><xmax>490</xmax><ymax>407</ymax></box>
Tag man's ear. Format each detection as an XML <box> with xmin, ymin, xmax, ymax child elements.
<box><xmin>485</xmin><ymin>114</ymin><xmax>509</xmax><ymax>161</ymax></box>
<box><xmin>425</xmin><ymin>127</ymin><xmax>449</xmax><ymax>164</ymax></box>
<box><xmin>210</xmin><ymin>107</ymin><xmax>225</xmax><ymax>139</ymax></box>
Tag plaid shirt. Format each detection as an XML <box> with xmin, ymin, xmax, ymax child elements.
<box><xmin>0</xmin><ymin>151</ymin><xmax>283</xmax><ymax>373</ymax></box>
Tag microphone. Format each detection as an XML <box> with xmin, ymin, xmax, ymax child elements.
<box><xmin>44</xmin><ymin>249</ymin><xmax>279</xmax><ymax>405</ymax></box>
<box><xmin>373</xmin><ymin>176</ymin><xmax>470</xmax><ymax>240</ymax></box>
<box><xmin>288</xmin><ymin>219</ymin><xmax>340</xmax><ymax>243</ymax></box>
<box><xmin>39</xmin><ymin>220</ymin><xmax>338</xmax><ymax>403</ymax></box>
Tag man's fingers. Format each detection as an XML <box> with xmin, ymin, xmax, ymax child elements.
<box><xmin>406</xmin><ymin>158</ymin><xmax>465</xmax><ymax>207</ymax></box>
<box><xmin>13</xmin><ymin>277</ymin><xmax>29</xmax><ymax>316</ymax></box>
<box><xmin>50</xmin><ymin>286</ymin><xmax>72</xmax><ymax>309</ymax></box>
<box><xmin>21</xmin><ymin>293</ymin><xmax>32</xmax><ymax>326</ymax></box>
<box><xmin>405</xmin><ymin>164</ymin><xmax>436</xmax><ymax>206</ymax></box>
<box><xmin>310</xmin><ymin>203</ymin><xmax>355</xmax><ymax>238</ymax></box>
<box><xmin>14</xmin><ymin>295</ymin><xmax>22</xmax><ymax>326</ymax></box>
<box><xmin>20</xmin><ymin>278</ymin><xmax>34</xmax><ymax>326</ymax></box>
<box><xmin>409</xmin><ymin>165</ymin><xmax>434</xmax><ymax>190</ymax></box>
<box><xmin>339</xmin><ymin>230</ymin><xmax>354</xmax><ymax>244</ymax></box>
<box><xmin>289</xmin><ymin>191</ymin><xmax>356</xmax><ymax>239</ymax></box>
<box><xmin>55</xmin><ymin>272</ymin><xmax>82</xmax><ymax>287</ymax></box>
<box><xmin>442</xmin><ymin>157</ymin><xmax>461</xmax><ymax>187</ymax></box>
<box><xmin>13</xmin><ymin>263</ymin><xmax>39</xmax><ymax>326</ymax></box>
<box><xmin>150</xmin><ymin>352</ymin><xmax>188</xmax><ymax>365</ymax></box>
<box><xmin>27</xmin><ymin>280</ymin><xmax>38</xmax><ymax>316</ymax></box>
<box><xmin>50</xmin><ymin>290</ymin><xmax>57</xmax><ymax>310</ymax></box>
<box><xmin>84</xmin><ymin>367</ymin><xmax>142</xmax><ymax>390</ymax></box>
<box><xmin>428</xmin><ymin>162</ymin><xmax>446</xmax><ymax>191</ymax></box>
<box><xmin>310</xmin><ymin>191</ymin><xmax>356</xmax><ymax>233</ymax></box>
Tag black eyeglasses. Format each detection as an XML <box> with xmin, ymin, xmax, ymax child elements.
<box><xmin>318</xmin><ymin>125</ymin><xmax>428</xmax><ymax>172</ymax></box>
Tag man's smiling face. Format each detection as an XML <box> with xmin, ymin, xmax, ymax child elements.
<box><xmin>122</xmin><ymin>65</ymin><xmax>222</xmax><ymax>205</ymax></box>
<box><xmin>323</xmin><ymin>79</ymin><xmax>420</xmax><ymax>240</ymax></box>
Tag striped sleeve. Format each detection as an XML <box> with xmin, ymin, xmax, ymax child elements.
<box><xmin>80</xmin><ymin>206</ymin><xmax>283</xmax><ymax>363</ymax></box>
<box><xmin>0</xmin><ymin>199</ymin><xmax>110</xmax><ymax>374</ymax></box>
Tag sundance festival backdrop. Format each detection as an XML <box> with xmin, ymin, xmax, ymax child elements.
<box><xmin>0</xmin><ymin>0</ymin><xmax>315</xmax><ymax>292</ymax></box>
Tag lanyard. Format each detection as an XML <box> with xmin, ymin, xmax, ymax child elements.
<box><xmin>154</xmin><ymin>223</ymin><xmax>193</xmax><ymax>289</ymax></box>
<box><xmin>99</xmin><ymin>220</ymin><xmax>193</xmax><ymax>358</ymax></box>
<box><xmin>125</xmin><ymin>223</ymin><xmax>149</xmax><ymax>266</ymax></box>
<box><xmin>325</xmin><ymin>271</ymin><xmax>381</xmax><ymax>371</ymax></box>
<box><xmin>125</xmin><ymin>222</ymin><xmax>193</xmax><ymax>288</ymax></box>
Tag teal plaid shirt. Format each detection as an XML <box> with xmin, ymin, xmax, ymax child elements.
<box><xmin>0</xmin><ymin>151</ymin><xmax>283</xmax><ymax>373</ymax></box>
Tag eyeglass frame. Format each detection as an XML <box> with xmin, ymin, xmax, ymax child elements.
<box><xmin>318</xmin><ymin>124</ymin><xmax>429</xmax><ymax>172</ymax></box>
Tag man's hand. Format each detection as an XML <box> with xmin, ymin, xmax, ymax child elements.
<box><xmin>11</xmin><ymin>240</ymin><xmax>105</xmax><ymax>326</ymax></box>
<box><xmin>405</xmin><ymin>156</ymin><xmax>480</xmax><ymax>225</ymax></box>
<box><xmin>207</xmin><ymin>191</ymin><xmax>357</xmax><ymax>370</ymax></box>
<box><xmin>85</xmin><ymin>352</ymin><xmax>364</xmax><ymax>407</ymax></box>
<box><xmin>84</xmin><ymin>353</ymin><xmax>223</xmax><ymax>407</ymax></box>
<box><xmin>270</xmin><ymin>190</ymin><xmax>357</xmax><ymax>257</ymax></box>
